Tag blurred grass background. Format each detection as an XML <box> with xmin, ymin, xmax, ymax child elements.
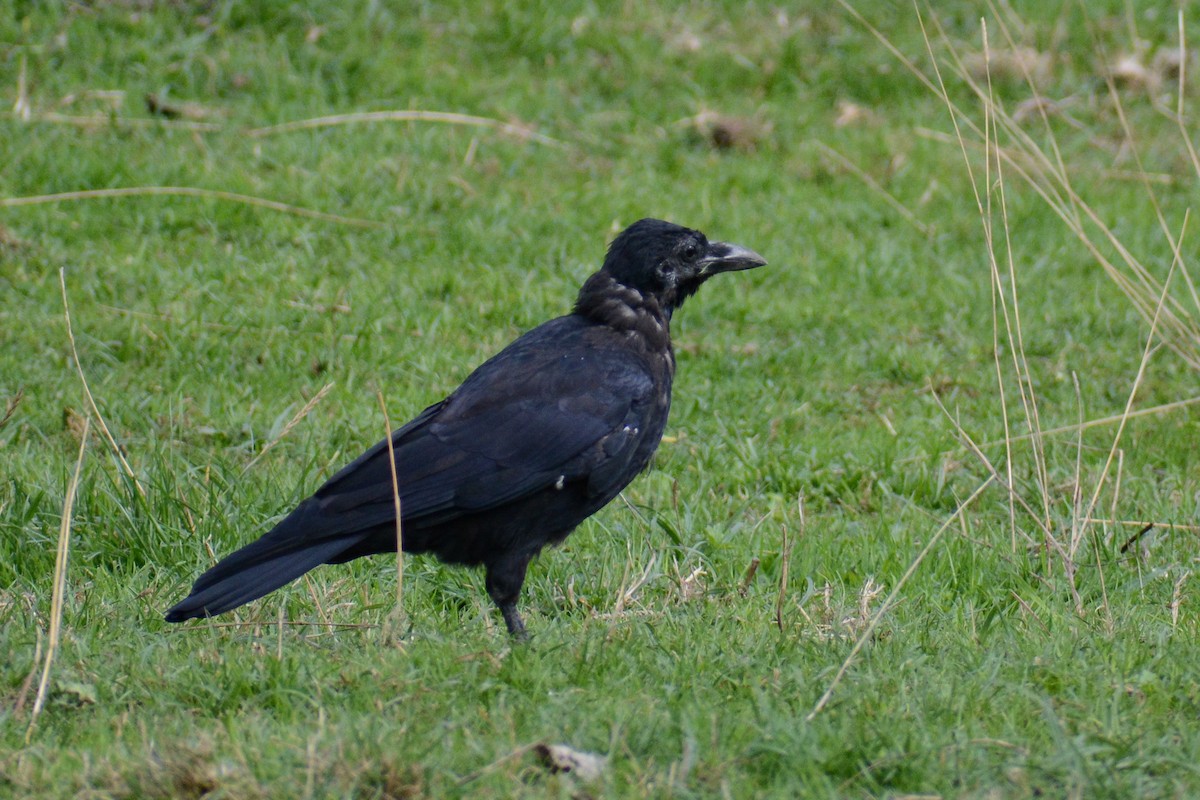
<box><xmin>2</xmin><ymin>1</ymin><xmax>1199</xmax><ymax>797</ymax></box>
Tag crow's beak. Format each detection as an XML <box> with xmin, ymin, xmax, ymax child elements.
<box><xmin>699</xmin><ymin>240</ymin><xmax>767</xmax><ymax>275</ymax></box>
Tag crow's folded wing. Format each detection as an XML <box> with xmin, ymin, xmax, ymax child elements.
<box><xmin>308</xmin><ymin>318</ymin><xmax>659</xmax><ymax>533</ymax></box>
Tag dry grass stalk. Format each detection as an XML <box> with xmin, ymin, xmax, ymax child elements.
<box><xmin>846</xmin><ymin>0</ymin><xmax>1200</xmax><ymax>373</ymax></box>
<box><xmin>611</xmin><ymin>547</ymin><xmax>658</xmax><ymax>617</ymax></box>
<box><xmin>7</xmin><ymin>187</ymin><xmax>379</xmax><ymax>228</ymax></box>
<box><xmin>775</xmin><ymin>495</ymin><xmax>802</xmax><ymax>632</ymax></box>
<box><xmin>13</xmin><ymin>629</ymin><xmax>43</xmax><ymax>716</ymax></box>
<box><xmin>931</xmin><ymin>388</ymin><xmax>1078</xmax><ymax>611</ymax></box>
<box><xmin>1089</xmin><ymin>518</ymin><xmax>1200</xmax><ymax>533</ymax></box>
<box><xmin>376</xmin><ymin>392</ymin><xmax>406</xmax><ymax>636</ymax></box>
<box><xmin>60</xmin><ymin>269</ymin><xmax>146</xmax><ymax>503</ymax></box>
<box><xmin>243</xmin><ymin>382</ymin><xmax>335</xmax><ymax>473</ymax></box>
<box><xmin>5</xmin><ymin>110</ymin><xmax>223</xmax><ymax>131</ymax></box>
<box><xmin>13</xmin><ymin>54</ymin><xmax>30</xmax><ymax>121</ymax></box>
<box><xmin>26</xmin><ymin>416</ymin><xmax>88</xmax><ymax>743</ymax></box>
<box><xmin>852</xmin><ymin>2</ymin><xmax>1200</xmax><ymax>611</ymax></box>
<box><xmin>1072</xmin><ymin>215</ymin><xmax>1184</xmax><ymax>562</ymax></box>
<box><xmin>774</xmin><ymin>523</ymin><xmax>790</xmax><ymax>632</ymax></box>
<box><xmin>247</xmin><ymin>110</ymin><xmax>564</xmax><ymax>148</ymax></box>
<box><xmin>807</xmin><ymin>476</ymin><xmax>994</xmax><ymax>721</ymax></box>
<box><xmin>1170</xmin><ymin>571</ymin><xmax>1190</xmax><ymax>629</ymax></box>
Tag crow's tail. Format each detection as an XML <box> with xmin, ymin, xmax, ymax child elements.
<box><xmin>164</xmin><ymin>526</ymin><xmax>364</xmax><ymax>622</ymax></box>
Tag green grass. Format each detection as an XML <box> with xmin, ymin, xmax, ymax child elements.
<box><xmin>3</xmin><ymin>1</ymin><xmax>1200</xmax><ymax>796</ymax></box>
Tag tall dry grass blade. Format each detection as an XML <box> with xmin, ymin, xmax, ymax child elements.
<box><xmin>247</xmin><ymin>110</ymin><xmax>565</xmax><ymax>148</ymax></box>
<box><xmin>26</xmin><ymin>416</ymin><xmax>88</xmax><ymax>743</ymax></box>
<box><xmin>931</xmin><ymin>15</ymin><xmax>1052</xmax><ymax>543</ymax></box>
<box><xmin>775</xmin><ymin>524</ymin><xmax>790</xmax><ymax>632</ymax></box>
<box><xmin>901</xmin><ymin>394</ymin><xmax>1200</xmax><ymax>468</ymax></box>
<box><xmin>899</xmin><ymin>5</ymin><xmax>1200</xmax><ymax>368</ymax></box>
<box><xmin>13</xmin><ymin>54</ymin><xmax>30</xmax><ymax>120</ymax></box>
<box><xmin>1092</xmin><ymin>526</ymin><xmax>1114</xmax><ymax>634</ymax></box>
<box><xmin>980</xmin><ymin>20</ymin><xmax>1019</xmax><ymax>553</ymax></box>
<box><xmin>986</xmin><ymin>37</ymin><xmax>1054</xmax><ymax>539</ymax></box>
<box><xmin>929</xmin><ymin>388</ymin><xmax>1048</xmax><ymax>547</ymax></box>
<box><xmin>60</xmin><ymin>268</ymin><xmax>146</xmax><ymax>503</ymax></box>
<box><xmin>978</xmin><ymin>395</ymin><xmax>1200</xmax><ymax>448</ymax></box>
<box><xmin>6</xmin><ymin>187</ymin><xmax>380</xmax><ymax>228</ymax></box>
<box><xmin>1089</xmin><ymin>17</ymin><xmax>1200</xmax><ymax>327</ymax></box>
<box><xmin>1176</xmin><ymin>11</ymin><xmax>1200</xmax><ymax>184</ymax></box>
<box><xmin>1075</xmin><ymin>212</ymin><xmax>1187</xmax><ymax>555</ymax></box>
<box><xmin>1070</xmin><ymin>373</ymin><xmax>1085</xmax><ymax>560</ymax></box>
<box><xmin>806</xmin><ymin>476</ymin><xmax>993</xmax><ymax>721</ymax></box>
<box><xmin>776</xmin><ymin>496</ymin><xmax>803</xmax><ymax>632</ymax></box>
<box><xmin>377</xmin><ymin>392</ymin><xmax>405</xmax><ymax>633</ymax></box>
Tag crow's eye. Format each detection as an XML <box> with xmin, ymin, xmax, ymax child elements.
<box><xmin>682</xmin><ymin>243</ymin><xmax>699</xmax><ymax>261</ymax></box>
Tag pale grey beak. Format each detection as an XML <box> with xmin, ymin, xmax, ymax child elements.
<box><xmin>699</xmin><ymin>240</ymin><xmax>768</xmax><ymax>275</ymax></box>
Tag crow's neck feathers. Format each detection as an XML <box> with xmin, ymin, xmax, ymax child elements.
<box><xmin>573</xmin><ymin>270</ymin><xmax>672</xmax><ymax>350</ymax></box>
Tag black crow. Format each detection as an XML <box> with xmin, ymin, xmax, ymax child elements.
<box><xmin>165</xmin><ymin>219</ymin><xmax>765</xmax><ymax>637</ymax></box>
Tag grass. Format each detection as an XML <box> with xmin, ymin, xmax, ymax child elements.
<box><xmin>3</xmin><ymin>1</ymin><xmax>1200</xmax><ymax>796</ymax></box>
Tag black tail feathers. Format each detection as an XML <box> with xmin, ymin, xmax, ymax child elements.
<box><xmin>165</xmin><ymin>535</ymin><xmax>360</xmax><ymax>622</ymax></box>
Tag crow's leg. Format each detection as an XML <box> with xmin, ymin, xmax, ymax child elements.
<box><xmin>485</xmin><ymin>552</ymin><xmax>532</xmax><ymax>640</ymax></box>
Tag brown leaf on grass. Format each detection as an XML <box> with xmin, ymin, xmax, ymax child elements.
<box><xmin>835</xmin><ymin>100</ymin><xmax>879</xmax><ymax>127</ymax></box>
<box><xmin>687</xmin><ymin>110</ymin><xmax>771</xmax><ymax>151</ymax></box>
<box><xmin>534</xmin><ymin>743</ymin><xmax>607</xmax><ymax>782</ymax></box>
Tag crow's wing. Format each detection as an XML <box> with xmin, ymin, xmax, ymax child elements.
<box><xmin>309</xmin><ymin>316</ymin><xmax>659</xmax><ymax>533</ymax></box>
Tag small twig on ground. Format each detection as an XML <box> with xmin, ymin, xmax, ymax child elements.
<box><xmin>1118</xmin><ymin>523</ymin><xmax>1156</xmax><ymax>554</ymax></box>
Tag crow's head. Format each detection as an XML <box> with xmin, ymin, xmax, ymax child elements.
<box><xmin>601</xmin><ymin>219</ymin><xmax>766</xmax><ymax>310</ymax></box>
